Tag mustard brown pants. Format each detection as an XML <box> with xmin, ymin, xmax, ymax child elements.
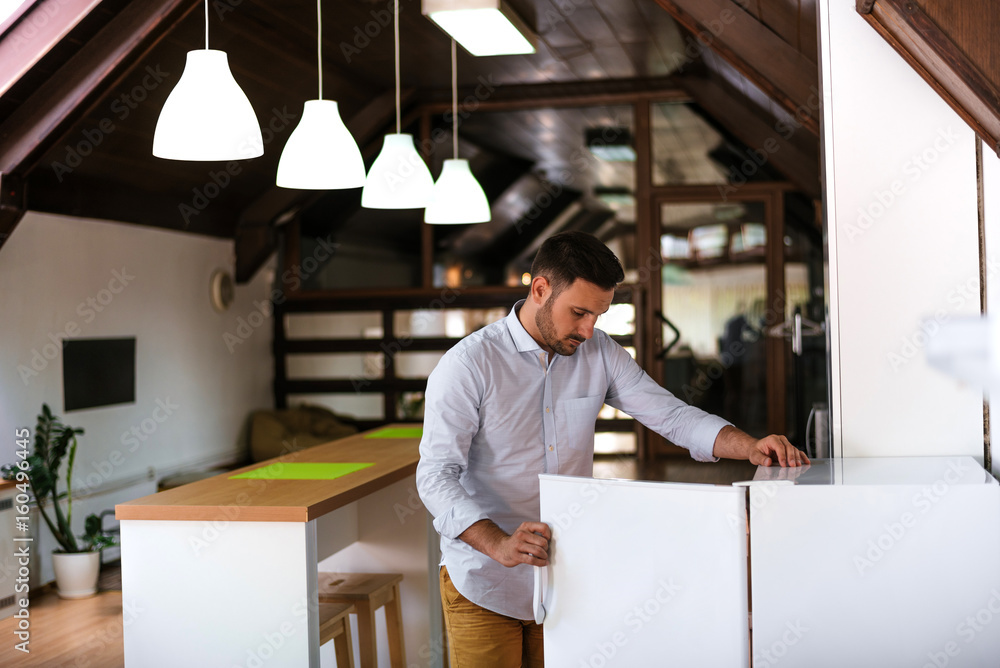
<box><xmin>439</xmin><ymin>566</ymin><xmax>544</xmax><ymax>668</ymax></box>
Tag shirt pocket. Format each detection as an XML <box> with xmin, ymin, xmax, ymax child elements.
<box><xmin>557</xmin><ymin>394</ymin><xmax>605</xmax><ymax>450</ymax></box>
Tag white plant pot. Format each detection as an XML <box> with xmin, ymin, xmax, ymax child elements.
<box><xmin>51</xmin><ymin>551</ymin><xmax>101</xmax><ymax>599</ymax></box>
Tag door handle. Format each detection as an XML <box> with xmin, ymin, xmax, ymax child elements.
<box><xmin>532</xmin><ymin>563</ymin><xmax>548</xmax><ymax>624</ymax></box>
<box><xmin>654</xmin><ymin>310</ymin><xmax>681</xmax><ymax>359</ymax></box>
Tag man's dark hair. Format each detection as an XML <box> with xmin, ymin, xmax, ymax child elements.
<box><xmin>530</xmin><ymin>231</ymin><xmax>625</xmax><ymax>296</ymax></box>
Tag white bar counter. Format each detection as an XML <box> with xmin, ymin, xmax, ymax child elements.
<box><xmin>115</xmin><ymin>425</ymin><xmax>434</xmax><ymax>668</ymax></box>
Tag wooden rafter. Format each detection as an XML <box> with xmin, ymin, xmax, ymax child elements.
<box><xmin>677</xmin><ymin>74</ymin><xmax>821</xmax><ymax>198</ymax></box>
<box><xmin>653</xmin><ymin>0</ymin><xmax>820</xmax><ymax>136</ymax></box>
<box><xmin>0</xmin><ymin>0</ymin><xmax>199</xmax><ymax>253</ymax></box>
<box><xmin>0</xmin><ymin>0</ymin><xmax>103</xmax><ymax>99</ymax></box>
<box><xmin>419</xmin><ymin>77</ymin><xmax>691</xmax><ymax>113</ymax></box>
<box><xmin>858</xmin><ymin>0</ymin><xmax>1000</xmax><ymax>155</ymax></box>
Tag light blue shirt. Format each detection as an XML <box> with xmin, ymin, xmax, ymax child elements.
<box><xmin>416</xmin><ymin>300</ymin><xmax>731</xmax><ymax>620</ymax></box>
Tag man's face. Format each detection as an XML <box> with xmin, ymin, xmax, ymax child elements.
<box><xmin>535</xmin><ymin>278</ymin><xmax>614</xmax><ymax>356</ymax></box>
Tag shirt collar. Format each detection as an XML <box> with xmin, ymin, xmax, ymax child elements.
<box><xmin>506</xmin><ymin>299</ymin><xmax>543</xmax><ymax>353</ymax></box>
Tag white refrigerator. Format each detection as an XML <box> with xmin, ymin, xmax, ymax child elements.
<box><xmin>535</xmin><ymin>457</ymin><xmax>1000</xmax><ymax>667</ymax></box>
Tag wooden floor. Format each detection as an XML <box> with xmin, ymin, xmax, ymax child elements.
<box><xmin>0</xmin><ymin>587</ymin><xmax>125</xmax><ymax>667</ymax></box>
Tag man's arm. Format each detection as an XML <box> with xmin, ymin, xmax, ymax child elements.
<box><xmin>712</xmin><ymin>425</ymin><xmax>810</xmax><ymax>467</ymax></box>
<box><xmin>417</xmin><ymin>352</ymin><xmax>553</xmax><ymax>567</ymax></box>
<box><xmin>459</xmin><ymin>519</ymin><xmax>552</xmax><ymax>567</ymax></box>
<box><xmin>600</xmin><ymin>334</ymin><xmax>808</xmax><ymax>466</ymax></box>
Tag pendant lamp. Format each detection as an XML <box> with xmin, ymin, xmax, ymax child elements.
<box><xmin>425</xmin><ymin>40</ymin><xmax>490</xmax><ymax>224</ymax></box>
<box><xmin>361</xmin><ymin>0</ymin><xmax>434</xmax><ymax>209</ymax></box>
<box><xmin>153</xmin><ymin>0</ymin><xmax>262</xmax><ymax>161</ymax></box>
<box><xmin>276</xmin><ymin>0</ymin><xmax>365</xmax><ymax>189</ymax></box>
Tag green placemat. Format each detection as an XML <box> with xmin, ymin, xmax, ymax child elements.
<box><xmin>364</xmin><ymin>427</ymin><xmax>423</xmax><ymax>439</ymax></box>
<box><xmin>229</xmin><ymin>462</ymin><xmax>374</xmax><ymax>480</ymax></box>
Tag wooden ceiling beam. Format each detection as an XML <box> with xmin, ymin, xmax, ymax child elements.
<box><xmin>678</xmin><ymin>74</ymin><xmax>821</xmax><ymax>198</ymax></box>
<box><xmin>0</xmin><ymin>172</ymin><xmax>26</xmax><ymax>246</ymax></box>
<box><xmin>858</xmin><ymin>0</ymin><xmax>1000</xmax><ymax>155</ymax></box>
<box><xmin>0</xmin><ymin>0</ymin><xmax>197</xmax><ymax>175</ymax></box>
<box><xmin>652</xmin><ymin>0</ymin><xmax>820</xmax><ymax>135</ymax></box>
<box><xmin>0</xmin><ymin>0</ymin><xmax>199</xmax><ymax>254</ymax></box>
<box><xmin>420</xmin><ymin>77</ymin><xmax>690</xmax><ymax>114</ymax></box>
<box><xmin>0</xmin><ymin>0</ymin><xmax>104</xmax><ymax>99</ymax></box>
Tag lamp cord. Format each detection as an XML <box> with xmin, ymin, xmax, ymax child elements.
<box><xmin>394</xmin><ymin>0</ymin><xmax>400</xmax><ymax>134</ymax></box>
<box><xmin>452</xmin><ymin>39</ymin><xmax>458</xmax><ymax>160</ymax></box>
<box><xmin>204</xmin><ymin>0</ymin><xmax>208</xmax><ymax>49</ymax></box>
<box><xmin>317</xmin><ymin>0</ymin><xmax>323</xmax><ymax>99</ymax></box>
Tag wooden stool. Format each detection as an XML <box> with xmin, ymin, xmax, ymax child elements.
<box><xmin>319</xmin><ymin>601</ymin><xmax>355</xmax><ymax>668</ymax></box>
<box><xmin>318</xmin><ymin>572</ymin><xmax>405</xmax><ymax>668</ymax></box>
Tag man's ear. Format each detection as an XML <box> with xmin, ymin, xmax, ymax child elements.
<box><xmin>530</xmin><ymin>276</ymin><xmax>550</xmax><ymax>305</ymax></box>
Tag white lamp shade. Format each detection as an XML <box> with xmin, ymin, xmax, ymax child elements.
<box><xmin>425</xmin><ymin>159</ymin><xmax>490</xmax><ymax>224</ymax></box>
<box><xmin>153</xmin><ymin>49</ymin><xmax>263</xmax><ymax>161</ymax></box>
<box><xmin>361</xmin><ymin>133</ymin><xmax>435</xmax><ymax>209</ymax></box>
<box><xmin>276</xmin><ymin>100</ymin><xmax>365</xmax><ymax>189</ymax></box>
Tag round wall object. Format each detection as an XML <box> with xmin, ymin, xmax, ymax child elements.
<box><xmin>210</xmin><ymin>269</ymin><xmax>235</xmax><ymax>312</ymax></box>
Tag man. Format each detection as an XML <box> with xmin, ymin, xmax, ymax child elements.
<box><xmin>416</xmin><ymin>232</ymin><xmax>808</xmax><ymax>667</ymax></box>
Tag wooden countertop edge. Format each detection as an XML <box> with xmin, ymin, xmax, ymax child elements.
<box><xmin>115</xmin><ymin>460</ymin><xmax>419</xmax><ymax>523</ymax></box>
<box><xmin>306</xmin><ymin>461</ymin><xmax>418</xmax><ymax>521</ymax></box>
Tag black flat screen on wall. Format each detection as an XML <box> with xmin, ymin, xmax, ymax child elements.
<box><xmin>62</xmin><ymin>338</ymin><xmax>136</xmax><ymax>411</ymax></box>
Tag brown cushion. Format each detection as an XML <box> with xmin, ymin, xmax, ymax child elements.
<box><xmin>249</xmin><ymin>405</ymin><xmax>357</xmax><ymax>462</ymax></box>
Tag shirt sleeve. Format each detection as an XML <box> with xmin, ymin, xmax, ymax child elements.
<box><xmin>416</xmin><ymin>349</ymin><xmax>491</xmax><ymax>540</ymax></box>
<box><xmin>600</xmin><ymin>333</ymin><xmax>731</xmax><ymax>462</ymax></box>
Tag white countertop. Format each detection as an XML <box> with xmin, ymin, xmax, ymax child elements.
<box><xmin>751</xmin><ymin>455</ymin><xmax>995</xmax><ymax>486</ymax></box>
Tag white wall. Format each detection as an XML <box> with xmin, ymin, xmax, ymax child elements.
<box><xmin>0</xmin><ymin>212</ymin><xmax>274</xmax><ymax>550</ymax></box>
<box><xmin>820</xmin><ymin>0</ymin><xmax>985</xmax><ymax>457</ymax></box>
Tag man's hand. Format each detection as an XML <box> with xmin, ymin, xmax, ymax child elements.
<box><xmin>459</xmin><ymin>519</ymin><xmax>552</xmax><ymax>567</ymax></box>
<box><xmin>748</xmin><ymin>434</ymin><xmax>810</xmax><ymax>467</ymax></box>
<box><xmin>713</xmin><ymin>425</ymin><xmax>810</xmax><ymax>467</ymax></box>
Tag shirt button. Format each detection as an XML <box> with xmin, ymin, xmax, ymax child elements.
<box><xmin>548</xmin><ymin>445</ymin><xmax>554</xmax><ymax>451</ymax></box>
<box><xmin>545</xmin><ymin>407</ymin><xmax>550</xmax><ymax>413</ymax></box>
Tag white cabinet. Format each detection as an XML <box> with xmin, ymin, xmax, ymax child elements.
<box><xmin>750</xmin><ymin>457</ymin><xmax>1000</xmax><ymax>667</ymax></box>
<box><xmin>536</xmin><ymin>457</ymin><xmax>1000</xmax><ymax>667</ymax></box>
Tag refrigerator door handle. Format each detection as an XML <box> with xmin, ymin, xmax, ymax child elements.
<box><xmin>532</xmin><ymin>564</ymin><xmax>548</xmax><ymax>624</ymax></box>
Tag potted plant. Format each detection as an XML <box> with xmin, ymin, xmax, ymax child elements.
<box><xmin>2</xmin><ymin>404</ymin><xmax>117</xmax><ymax>598</ymax></box>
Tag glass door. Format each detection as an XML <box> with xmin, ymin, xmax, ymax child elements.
<box><xmin>657</xmin><ymin>197</ymin><xmax>772</xmax><ymax>438</ymax></box>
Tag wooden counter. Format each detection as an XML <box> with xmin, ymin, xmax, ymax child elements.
<box><xmin>115</xmin><ymin>425</ymin><xmax>420</xmax><ymax>523</ymax></box>
<box><xmin>117</xmin><ymin>424</ymin><xmax>434</xmax><ymax>668</ymax></box>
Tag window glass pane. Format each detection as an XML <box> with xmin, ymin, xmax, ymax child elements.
<box><xmin>393</xmin><ymin>308</ymin><xmax>508</xmax><ymax>338</ymax></box>
<box><xmin>651</xmin><ymin>102</ymin><xmax>728</xmax><ymax>186</ymax></box>
<box><xmin>395</xmin><ymin>352</ymin><xmax>445</xmax><ymax>379</ymax></box>
<box><xmin>597</xmin><ymin>303</ymin><xmax>635</xmax><ymax>336</ymax></box>
<box><xmin>397</xmin><ymin>392</ymin><xmax>425</xmax><ymax>420</ymax></box>
<box><xmin>594</xmin><ymin>432</ymin><xmax>637</xmax><ymax>455</ymax></box>
<box><xmin>286</xmin><ymin>354</ymin><xmax>376</xmax><ymax>380</ymax></box>
<box><xmin>284</xmin><ymin>313</ymin><xmax>382</xmax><ymax>339</ymax></box>
<box><xmin>661</xmin><ymin>201</ymin><xmax>769</xmax><ymax>436</ymax></box>
<box><xmin>286</xmin><ymin>394</ymin><xmax>383</xmax><ymax>421</ymax></box>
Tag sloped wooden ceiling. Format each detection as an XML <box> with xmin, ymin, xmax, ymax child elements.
<box><xmin>858</xmin><ymin>0</ymin><xmax>1000</xmax><ymax>154</ymax></box>
<box><xmin>654</xmin><ymin>0</ymin><xmax>820</xmax><ymax>135</ymax></box>
<box><xmin>0</xmin><ymin>0</ymin><xmax>824</xmax><ymax>281</ymax></box>
<box><xmin>651</xmin><ymin>0</ymin><xmax>821</xmax><ymax>195</ymax></box>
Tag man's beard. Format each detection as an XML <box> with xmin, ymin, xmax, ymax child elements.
<box><xmin>536</xmin><ymin>297</ymin><xmax>585</xmax><ymax>356</ymax></box>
